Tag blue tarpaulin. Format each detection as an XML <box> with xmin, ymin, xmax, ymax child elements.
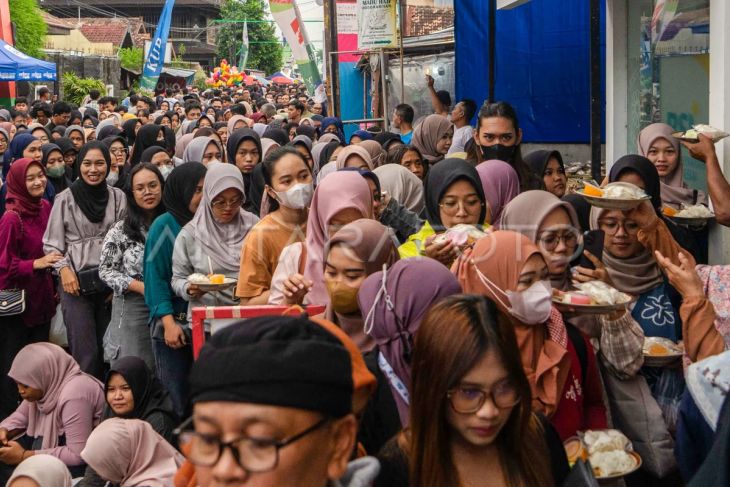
<box><xmin>0</xmin><ymin>40</ymin><xmax>56</xmax><ymax>81</ymax></box>
<box><xmin>454</xmin><ymin>0</ymin><xmax>605</xmax><ymax>143</ymax></box>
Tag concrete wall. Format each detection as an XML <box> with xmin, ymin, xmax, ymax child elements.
<box><xmin>45</xmin><ymin>31</ymin><xmax>116</xmax><ymax>57</ymax></box>
<box><xmin>43</xmin><ymin>52</ymin><xmax>121</xmax><ymax>98</ymax></box>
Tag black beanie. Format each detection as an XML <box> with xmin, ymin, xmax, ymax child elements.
<box><xmin>189</xmin><ymin>315</ymin><xmax>354</xmax><ymax>418</ymax></box>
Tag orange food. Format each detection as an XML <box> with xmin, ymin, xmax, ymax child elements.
<box><xmin>583</xmin><ymin>183</ymin><xmax>604</xmax><ymax>197</ymax></box>
<box><xmin>647</xmin><ymin>343</ymin><xmax>669</xmax><ymax>356</ymax></box>
<box><xmin>564</xmin><ymin>439</ymin><xmax>587</xmax><ymax>464</ymax></box>
<box><xmin>662</xmin><ymin>207</ymin><xmax>678</xmax><ymax>217</ymax></box>
<box><xmin>208</xmin><ymin>274</ymin><xmax>225</xmax><ymax>284</ymax></box>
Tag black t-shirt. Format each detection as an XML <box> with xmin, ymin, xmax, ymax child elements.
<box><xmin>375</xmin><ymin>414</ymin><xmax>570</xmax><ymax>487</ymax></box>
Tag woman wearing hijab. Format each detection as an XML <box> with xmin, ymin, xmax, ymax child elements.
<box><xmin>63</xmin><ymin>126</ymin><xmax>85</xmax><ymax>151</ymax></box>
<box><xmin>129</xmin><ymin>124</ymin><xmax>165</xmax><ymax>167</ymax></box>
<box><xmin>475</xmin><ymin>159</ymin><xmax>520</xmax><ymax>227</ymax></box>
<box><xmin>524</xmin><ymin>150</ymin><xmax>568</xmax><ymax>198</ymax></box>
<box><xmin>262</xmin><ymin>127</ymin><xmax>289</xmax><ymax>147</ymax></box>
<box><xmin>122</xmin><ymin>118</ymin><xmax>141</xmax><ymax>148</ymax></box>
<box><xmin>0</xmin><ymin>122</ymin><xmax>16</xmax><ymax>142</ymax></box>
<box><xmin>357</xmin><ymin>258</ymin><xmax>461</xmax><ymax>453</ymax></box>
<box><xmin>236</xmin><ymin>147</ymin><xmax>311</xmax><ymax>304</ymax></box>
<box><xmin>314</xmin><ymin>140</ymin><xmax>340</xmax><ymax>176</ymax></box>
<box><xmin>2</xmin><ymin>133</ymin><xmax>41</xmax><ymax>179</ymax></box>
<box><xmin>290</xmin><ymin>134</ymin><xmax>314</xmax><ymax>169</ymax></box>
<box><xmin>320</xmin><ymin>116</ymin><xmax>345</xmax><ymax>143</ymax></box>
<box><xmin>0</xmin><ymin>128</ymin><xmax>9</xmax><ymax>161</ymax></box>
<box><xmin>638</xmin><ymin>123</ymin><xmax>709</xmax><ymax>210</ymax></box>
<box><xmin>226</xmin><ymin>128</ymin><xmax>262</xmax><ymax>213</ymax></box>
<box><xmin>78</xmin><ymin>356</ymin><xmax>178</xmax><ymax>487</ymax></box>
<box><xmin>454</xmin><ymin>231</ymin><xmax>607</xmax><ymax>440</ymax></box>
<box><xmin>96</xmin><ymin>123</ymin><xmax>122</xmax><ymax>142</ymax></box>
<box><xmin>500</xmin><ymin>190</ymin><xmax>645</xmax><ymax>380</ymax></box>
<box><xmin>81</xmin><ymin>418</ymin><xmax>183</xmax><ymax>487</ymax></box>
<box><xmin>226</xmin><ymin>115</ymin><xmax>247</xmax><ymax>135</ymax></box>
<box><xmin>260</xmin><ymin>138</ymin><xmax>280</xmax><ymax>160</ymax></box>
<box><xmin>171</xmin><ymin>163</ymin><xmax>259</xmax><ymax>330</ymax></box>
<box><xmin>0</xmin><ymin>159</ymin><xmax>62</xmax><ymax>419</ymax></box>
<box><xmin>144</xmin><ymin>163</ymin><xmax>206</xmax><ymax>418</ymax></box>
<box><xmin>373</xmin><ymin>163</ymin><xmax>424</xmax><ymax>215</ymax></box>
<box><xmin>358</xmin><ymin>139</ymin><xmax>386</xmax><ymax>168</ymax></box>
<box><xmin>349</xmin><ymin>129</ymin><xmax>373</xmax><ymax>144</ymax></box>
<box><xmin>333</xmin><ymin>145</ymin><xmax>373</xmax><ymax>171</ymax></box>
<box><xmin>322</xmin><ymin>218</ymin><xmax>399</xmax><ymax>351</ymax></box>
<box><xmin>398</xmin><ymin>158</ymin><xmax>487</xmax><ymax>265</ymax></box>
<box><xmin>99</xmin><ymin>164</ymin><xmax>165</xmax><ymax>370</ymax></box>
<box><xmin>43</xmin><ymin>141</ymin><xmax>128</xmax><ymax>378</ymax></box>
<box><xmin>411</xmin><ymin>114</ymin><xmax>453</xmax><ymax>165</ymax></box>
<box><xmin>6</xmin><ymin>454</ymin><xmax>73</xmax><ymax>487</ymax></box>
<box><xmin>140</xmin><ymin>146</ymin><xmax>174</xmax><ymax>179</ymax></box>
<box><xmin>28</xmin><ymin>124</ymin><xmax>50</xmax><ymax>144</ymax></box>
<box><xmin>182</xmin><ymin>136</ymin><xmax>222</xmax><ymax>165</ymax></box>
<box><xmin>42</xmin><ymin>143</ymin><xmax>71</xmax><ymax>195</ymax></box>
<box><xmin>0</xmin><ymin>343</ymin><xmax>104</xmax><ymax>480</ymax></box>
<box><xmin>608</xmin><ymin>154</ymin><xmax>704</xmax><ymax>262</ymax></box>
<box><xmin>269</xmin><ymin>171</ymin><xmax>373</xmax><ymax>306</ymax></box>
<box><xmin>101</xmin><ymin>135</ymin><xmax>130</xmax><ymax>189</ymax></box>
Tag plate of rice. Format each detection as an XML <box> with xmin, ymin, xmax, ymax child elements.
<box><xmin>577</xmin><ymin>182</ymin><xmax>652</xmax><ymax>210</ymax></box>
<box><xmin>642</xmin><ymin>337</ymin><xmax>683</xmax><ymax>367</ymax></box>
<box><xmin>187</xmin><ymin>273</ymin><xmax>237</xmax><ymax>291</ymax></box>
<box><xmin>571</xmin><ymin>429</ymin><xmax>642</xmax><ymax>481</ymax></box>
<box><xmin>663</xmin><ymin>205</ymin><xmax>715</xmax><ymax>226</ymax></box>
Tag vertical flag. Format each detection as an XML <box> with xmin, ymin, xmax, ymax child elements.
<box><xmin>239</xmin><ymin>21</ymin><xmax>250</xmax><ymax>70</ymax></box>
<box><xmin>141</xmin><ymin>0</ymin><xmax>176</xmax><ymax>91</ymax></box>
<box><xmin>269</xmin><ymin>0</ymin><xmax>322</xmax><ymax>93</ymax></box>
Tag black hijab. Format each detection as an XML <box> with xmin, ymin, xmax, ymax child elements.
<box><xmin>122</xmin><ymin>118</ymin><xmax>140</xmax><ymax>146</ymax></box>
<box><xmin>608</xmin><ymin>153</ymin><xmax>699</xmax><ymax>258</ymax></box>
<box><xmin>140</xmin><ymin>146</ymin><xmax>167</xmax><ymax>163</ymax></box>
<box><xmin>70</xmin><ymin>141</ymin><xmax>112</xmax><ymax>223</ymax></box>
<box><xmin>375</xmin><ymin>131</ymin><xmax>402</xmax><ymax>150</ymax></box>
<box><xmin>262</xmin><ymin>127</ymin><xmax>289</xmax><ymax>147</ymax></box>
<box><xmin>131</xmin><ymin>124</ymin><xmax>165</xmax><ymax>166</ymax></box>
<box><xmin>246</xmin><ymin>163</ymin><xmax>266</xmax><ymax>216</ymax></box>
<box><xmin>42</xmin><ymin>143</ymin><xmax>70</xmax><ymax>194</ymax></box>
<box><xmin>524</xmin><ymin>149</ymin><xmax>564</xmax><ymax>189</ymax></box>
<box><xmin>425</xmin><ymin>157</ymin><xmax>487</xmax><ymax>230</ymax></box>
<box><xmin>104</xmin><ymin>356</ymin><xmax>178</xmax><ymax>422</ymax></box>
<box><xmin>562</xmin><ymin>192</ymin><xmax>591</xmax><ymax>233</ymax></box>
<box><xmin>296</xmin><ymin>124</ymin><xmax>316</xmax><ymax>140</ymax></box>
<box><xmin>97</xmin><ymin>124</ymin><xmax>123</xmax><ymax>141</ymax></box>
<box><xmin>227</xmin><ymin>128</ymin><xmax>263</xmax><ymax>212</ymax></box>
<box><xmin>319</xmin><ymin>141</ymin><xmax>341</xmax><ymax>172</ymax></box>
<box><xmin>163</xmin><ymin>162</ymin><xmax>207</xmax><ymax>226</ymax></box>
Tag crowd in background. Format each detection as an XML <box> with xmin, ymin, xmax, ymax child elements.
<box><xmin>0</xmin><ymin>77</ymin><xmax>727</xmax><ymax>486</ymax></box>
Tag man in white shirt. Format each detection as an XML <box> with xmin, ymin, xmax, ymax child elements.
<box><xmin>447</xmin><ymin>99</ymin><xmax>477</xmax><ymax>154</ymax></box>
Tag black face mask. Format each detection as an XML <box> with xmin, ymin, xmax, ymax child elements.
<box><xmin>480</xmin><ymin>144</ymin><xmax>517</xmax><ymax>163</ymax></box>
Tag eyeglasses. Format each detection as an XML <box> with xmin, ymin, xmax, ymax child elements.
<box><xmin>537</xmin><ymin>230</ymin><xmax>579</xmax><ymax>251</ymax></box>
<box><xmin>175</xmin><ymin>416</ymin><xmax>329</xmax><ymax>473</ymax></box>
<box><xmin>598</xmin><ymin>219</ymin><xmax>640</xmax><ymax>235</ymax></box>
<box><xmin>211</xmin><ymin>196</ymin><xmax>243</xmax><ymax>210</ymax></box>
<box><xmin>439</xmin><ymin>198</ymin><xmax>484</xmax><ymax>216</ymax></box>
<box><xmin>447</xmin><ymin>381</ymin><xmax>520</xmax><ymax>414</ymax></box>
<box><xmin>133</xmin><ymin>181</ymin><xmax>161</xmax><ymax>195</ymax></box>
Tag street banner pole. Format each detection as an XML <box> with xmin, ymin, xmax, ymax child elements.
<box><xmin>239</xmin><ymin>21</ymin><xmax>249</xmax><ymax>70</ymax></box>
<box><xmin>269</xmin><ymin>0</ymin><xmax>322</xmax><ymax>93</ymax></box>
<box><xmin>141</xmin><ymin>0</ymin><xmax>176</xmax><ymax>91</ymax></box>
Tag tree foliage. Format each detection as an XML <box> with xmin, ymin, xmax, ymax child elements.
<box><xmin>118</xmin><ymin>47</ymin><xmax>144</xmax><ymax>71</ymax></box>
<box><xmin>216</xmin><ymin>0</ymin><xmax>283</xmax><ymax>76</ymax></box>
<box><xmin>62</xmin><ymin>72</ymin><xmax>106</xmax><ymax>105</ymax></box>
<box><xmin>10</xmin><ymin>0</ymin><xmax>47</xmax><ymax>58</ymax></box>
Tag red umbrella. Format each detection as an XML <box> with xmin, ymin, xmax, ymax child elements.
<box><xmin>270</xmin><ymin>75</ymin><xmax>293</xmax><ymax>84</ymax></box>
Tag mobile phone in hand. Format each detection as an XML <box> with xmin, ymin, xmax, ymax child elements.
<box><xmin>577</xmin><ymin>230</ymin><xmax>604</xmax><ymax>270</ymax></box>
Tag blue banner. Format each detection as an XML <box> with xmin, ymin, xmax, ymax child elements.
<box><xmin>141</xmin><ymin>0</ymin><xmax>176</xmax><ymax>91</ymax></box>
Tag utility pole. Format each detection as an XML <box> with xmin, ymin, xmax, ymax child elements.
<box><xmin>322</xmin><ymin>0</ymin><xmax>339</xmax><ymax>116</ymax></box>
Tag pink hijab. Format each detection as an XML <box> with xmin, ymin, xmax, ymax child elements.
<box><xmin>175</xmin><ymin>133</ymin><xmax>194</xmax><ymax>159</ymax></box>
<box><xmin>303</xmin><ymin>171</ymin><xmax>374</xmax><ymax>304</ymax></box>
<box><xmin>476</xmin><ymin>159</ymin><xmax>520</xmax><ymax>226</ymax></box>
<box><xmin>81</xmin><ymin>418</ymin><xmax>184</xmax><ymax>487</ymax></box>
<box><xmin>7</xmin><ymin>343</ymin><xmax>103</xmax><ymax>448</ymax></box>
<box><xmin>637</xmin><ymin>122</ymin><xmax>708</xmax><ymax>208</ymax></box>
<box><xmin>324</xmin><ymin>219</ymin><xmax>400</xmax><ymax>351</ymax></box>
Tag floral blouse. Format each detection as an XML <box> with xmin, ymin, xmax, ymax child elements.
<box><xmin>99</xmin><ymin>220</ymin><xmax>145</xmax><ymax>297</ymax></box>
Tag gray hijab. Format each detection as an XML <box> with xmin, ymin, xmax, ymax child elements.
<box><xmin>183</xmin><ymin>136</ymin><xmax>220</xmax><ymax>163</ymax></box>
<box><xmin>64</xmin><ymin>124</ymin><xmax>85</xmax><ymax>142</ymax></box>
<box><xmin>185</xmin><ymin>162</ymin><xmax>259</xmax><ymax>272</ymax></box>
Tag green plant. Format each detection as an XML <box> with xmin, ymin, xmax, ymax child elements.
<box><xmin>118</xmin><ymin>47</ymin><xmax>144</xmax><ymax>71</ymax></box>
<box><xmin>193</xmin><ymin>69</ymin><xmax>208</xmax><ymax>91</ymax></box>
<box><xmin>11</xmin><ymin>0</ymin><xmax>47</xmax><ymax>58</ymax></box>
<box><xmin>61</xmin><ymin>72</ymin><xmax>106</xmax><ymax>105</ymax></box>
<box><xmin>216</xmin><ymin>0</ymin><xmax>283</xmax><ymax>75</ymax></box>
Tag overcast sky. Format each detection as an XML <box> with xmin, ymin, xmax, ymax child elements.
<box><xmin>270</xmin><ymin>0</ymin><xmax>325</xmax><ymax>50</ymax></box>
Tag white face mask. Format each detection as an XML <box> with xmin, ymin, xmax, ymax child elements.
<box><xmin>159</xmin><ymin>165</ymin><xmax>173</xmax><ymax>180</ymax></box>
<box><xmin>273</xmin><ymin>182</ymin><xmax>314</xmax><ymax>210</ymax></box>
<box><xmin>106</xmin><ymin>170</ymin><xmax>119</xmax><ymax>186</ymax></box>
<box><xmin>474</xmin><ymin>265</ymin><xmax>553</xmax><ymax>325</ymax></box>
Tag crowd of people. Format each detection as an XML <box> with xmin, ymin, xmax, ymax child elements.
<box><xmin>0</xmin><ymin>77</ymin><xmax>727</xmax><ymax>487</ymax></box>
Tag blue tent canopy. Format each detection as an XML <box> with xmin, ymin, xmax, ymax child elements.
<box><xmin>0</xmin><ymin>40</ymin><xmax>56</xmax><ymax>82</ymax></box>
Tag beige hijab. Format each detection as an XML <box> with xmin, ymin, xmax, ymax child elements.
<box><xmin>412</xmin><ymin>114</ymin><xmax>452</xmax><ymax>164</ymax></box>
<box><xmin>81</xmin><ymin>418</ymin><xmax>184</xmax><ymax>487</ymax></box>
<box><xmin>373</xmin><ymin>163</ymin><xmax>425</xmax><ymax>214</ymax></box>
